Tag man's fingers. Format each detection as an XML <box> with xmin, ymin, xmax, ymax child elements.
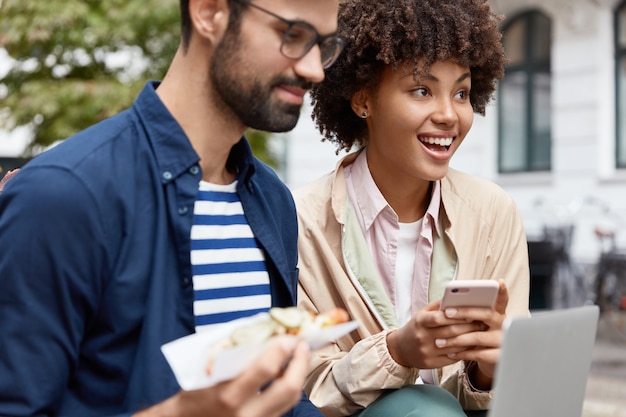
<box><xmin>174</xmin><ymin>337</ymin><xmax>308</xmax><ymax>417</ymax></box>
<box><xmin>222</xmin><ymin>336</ymin><xmax>299</xmax><ymax>400</ymax></box>
<box><xmin>240</xmin><ymin>340</ymin><xmax>310</xmax><ymax>417</ymax></box>
<box><xmin>277</xmin><ymin>339</ymin><xmax>310</xmax><ymax>385</ymax></box>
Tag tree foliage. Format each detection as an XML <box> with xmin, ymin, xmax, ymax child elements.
<box><xmin>0</xmin><ymin>0</ymin><xmax>276</xmax><ymax>166</ymax></box>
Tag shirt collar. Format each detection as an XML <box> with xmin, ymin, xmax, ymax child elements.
<box><xmin>347</xmin><ymin>148</ymin><xmax>443</xmax><ymax>234</ymax></box>
<box><xmin>428</xmin><ymin>180</ymin><xmax>443</xmax><ymax>237</ymax></box>
<box><xmin>133</xmin><ymin>81</ymin><xmax>255</xmax><ymax>185</ymax></box>
<box><xmin>347</xmin><ymin>150</ymin><xmax>390</xmax><ymax>231</ymax></box>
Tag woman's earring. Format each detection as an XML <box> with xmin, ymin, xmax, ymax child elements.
<box><xmin>360</xmin><ymin>111</ymin><xmax>368</xmax><ymax>118</ymax></box>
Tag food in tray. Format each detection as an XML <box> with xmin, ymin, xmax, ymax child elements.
<box><xmin>205</xmin><ymin>307</ymin><xmax>349</xmax><ymax>373</ymax></box>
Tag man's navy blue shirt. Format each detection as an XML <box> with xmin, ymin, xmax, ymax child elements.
<box><xmin>0</xmin><ymin>82</ymin><xmax>319</xmax><ymax>417</ymax></box>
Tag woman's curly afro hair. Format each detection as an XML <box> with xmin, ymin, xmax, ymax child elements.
<box><xmin>310</xmin><ymin>0</ymin><xmax>506</xmax><ymax>153</ymax></box>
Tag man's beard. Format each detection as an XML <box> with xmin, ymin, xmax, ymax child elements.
<box><xmin>210</xmin><ymin>28</ymin><xmax>313</xmax><ymax>132</ymax></box>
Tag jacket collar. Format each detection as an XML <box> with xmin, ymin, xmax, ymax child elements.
<box><xmin>331</xmin><ymin>150</ymin><xmax>361</xmax><ymax>224</ymax></box>
<box><xmin>227</xmin><ymin>138</ymin><xmax>256</xmax><ymax>188</ymax></box>
<box><xmin>331</xmin><ymin>148</ymin><xmax>444</xmax><ymax>238</ymax></box>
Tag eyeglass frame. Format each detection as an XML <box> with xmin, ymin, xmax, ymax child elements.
<box><xmin>234</xmin><ymin>0</ymin><xmax>345</xmax><ymax>69</ymax></box>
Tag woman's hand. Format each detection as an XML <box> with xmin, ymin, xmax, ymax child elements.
<box><xmin>386</xmin><ymin>298</ymin><xmax>487</xmax><ymax>370</ymax></box>
<box><xmin>386</xmin><ymin>280</ymin><xmax>509</xmax><ymax>390</ymax></box>
<box><xmin>438</xmin><ymin>280</ymin><xmax>509</xmax><ymax>389</ymax></box>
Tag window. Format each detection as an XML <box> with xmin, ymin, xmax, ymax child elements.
<box><xmin>498</xmin><ymin>11</ymin><xmax>552</xmax><ymax>173</ymax></box>
<box><xmin>615</xmin><ymin>1</ymin><xmax>626</xmax><ymax>168</ymax></box>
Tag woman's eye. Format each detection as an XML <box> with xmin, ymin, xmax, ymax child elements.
<box><xmin>412</xmin><ymin>87</ymin><xmax>429</xmax><ymax>97</ymax></box>
<box><xmin>455</xmin><ymin>90</ymin><xmax>469</xmax><ymax>100</ymax></box>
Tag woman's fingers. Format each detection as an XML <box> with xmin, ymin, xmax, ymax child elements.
<box><xmin>493</xmin><ymin>279</ymin><xmax>509</xmax><ymax>315</ymax></box>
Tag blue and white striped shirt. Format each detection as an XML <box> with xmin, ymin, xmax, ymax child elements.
<box><xmin>191</xmin><ymin>180</ymin><xmax>271</xmax><ymax>332</ymax></box>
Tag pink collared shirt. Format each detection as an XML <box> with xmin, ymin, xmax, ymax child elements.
<box><xmin>345</xmin><ymin>150</ymin><xmax>443</xmax><ymax>324</ymax></box>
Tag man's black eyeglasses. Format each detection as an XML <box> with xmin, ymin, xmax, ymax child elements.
<box><xmin>236</xmin><ymin>0</ymin><xmax>345</xmax><ymax>69</ymax></box>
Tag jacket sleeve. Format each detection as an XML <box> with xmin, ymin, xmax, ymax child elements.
<box><xmin>0</xmin><ymin>167</ymin><xmax>109</xmax><ymax>416</ymax></box>
<box><xmin>438</xmin><ymin>187</ymin><xmax>531</xmax><ymax>410</ymax></box>
<box><xmin>301</xmin><ymin>325</ymin><xmax>421</xmax><ymax>417</ymax></box>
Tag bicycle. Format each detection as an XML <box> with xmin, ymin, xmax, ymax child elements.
<box><xmin>543</xmin><ymin>223</ymin><xmax>589</xmax><ymax>309</ymax></box>
<box><xmin>592</xmin><ymin>225</ymin><xmax>626</xmax><ymax>314</ymax></box>
<box><xmin>528</xmin><ymin>198</ymin><xmax>590</xmax><ymax>310</ymax></box>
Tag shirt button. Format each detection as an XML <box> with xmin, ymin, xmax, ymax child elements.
<box><xmin>182</xmin><ymin>276</ymin><xmax>191</xmax><ymax>286</ymax></box>
<box><xmin>189</xmin><ymin>166</ymin><xmax>200</xmax><ymax>175</ymax></box>
<box><xmin>178</xmin><ymin>206</ymin><xmax>189</xmax><ymax>215</ymax></box>
<box><xmin>162</xmin><ymin>171</ymin><xmax>173</xmax><ymax>180</ymax></box>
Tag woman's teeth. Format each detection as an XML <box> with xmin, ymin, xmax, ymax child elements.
<box><xmin>419</xmin><ymin>137</ymin><xmax>453</xmax><ymax>147</ymax></box>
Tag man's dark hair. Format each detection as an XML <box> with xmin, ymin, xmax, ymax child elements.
<box><xmin>311</xmin><ymin>0</ymin><xmax>507</xmax><ymax>153</ymax></box>
<box><xmin>179</xmin><ymin>0</ymin><xmax>247</xmax><ymax>51</ymax></box>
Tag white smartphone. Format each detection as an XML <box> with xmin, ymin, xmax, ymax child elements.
<box><xmin>440</xmin><ymin>280</ymin><xmax>499</xmax><ymax>310</ymax></box>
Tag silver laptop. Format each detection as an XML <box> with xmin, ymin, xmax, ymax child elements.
<box><xmin>488</xmin><ymin>305</ymin><xmax>599</xmax><ymax>417</ymax></box>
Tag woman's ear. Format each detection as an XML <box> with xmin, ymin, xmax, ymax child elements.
<box><xmin>189</xmin><ymin>0</ymin><xmax>229</xmax><ymax>42</ymax></box>
<box><xmin>351</xmin><ymin>89</ymin><xmax>370</xmax><ymax>118</ymax></box>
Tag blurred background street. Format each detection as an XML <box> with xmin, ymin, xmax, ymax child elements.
<box><xmin>583</xmin><ymin>311</ymin><xmax>626</xmax><ymax>417</ymax></box>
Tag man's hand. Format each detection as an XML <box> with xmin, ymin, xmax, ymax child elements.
<box><xmin>135</xmin><ymin>336</ymin><xmax>310</xmax><ymax>417</ymax></box>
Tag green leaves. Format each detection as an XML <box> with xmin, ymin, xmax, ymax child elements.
<box><xmin>0</xmin><ymin>0</ymin><xmax>180</xmax><ymax>152</ymax></box>
<box><xmin>0</xmin><ymin>0</ymin><xmax>276</xmax><ymax>167</ymax></box>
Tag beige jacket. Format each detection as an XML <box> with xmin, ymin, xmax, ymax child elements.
<box><xmin>294</xmin><ymin>151</ymin><xmax>530</xmax><ymax>417</ymax></box>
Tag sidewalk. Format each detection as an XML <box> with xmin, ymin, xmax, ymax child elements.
<box><xmin>582</xmin><ymin>311</ymin><xmax>626</xmax><ymax>417</ymax></box>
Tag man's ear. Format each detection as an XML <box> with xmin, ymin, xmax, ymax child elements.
<box><xmin>350</xmin><ymin>89</ymin><xmax>370</xmax><ymax>118</ymax></box>
<box><xmin>189</xmin><ymin>0</ymin><xmax>229</xmax><ymax>42</ymax></box>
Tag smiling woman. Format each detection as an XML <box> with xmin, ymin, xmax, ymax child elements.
<box><xmin>293</xmin><ymin>0</ymin><xmax>530</xmax><ymax>416</ymax></box>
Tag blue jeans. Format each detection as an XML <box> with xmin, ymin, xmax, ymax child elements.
<box><xmin>350</xmin><ymin>384</ymin><xmax>479</xmax><ymax>417</ymax></box>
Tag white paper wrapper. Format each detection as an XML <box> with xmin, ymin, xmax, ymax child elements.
<box><xmin>161</xmin><ymin>312</ymin><xmax>359</xmax><ymax>391</ymax></box>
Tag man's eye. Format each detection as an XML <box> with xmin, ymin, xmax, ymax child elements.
<box><xmin>284</xmin><ymin>26</ymin><xmax>308</xmax><ymax>44</ymax></box>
